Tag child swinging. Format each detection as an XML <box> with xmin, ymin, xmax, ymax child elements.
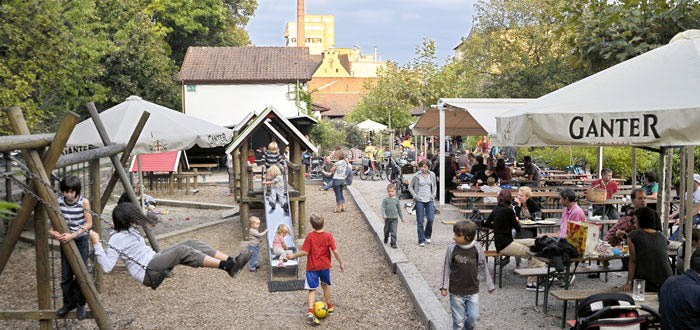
<box><xmin>89</xmin><ymin>202</ymin><xmax>252</xmax><ymax>290</ymax></box>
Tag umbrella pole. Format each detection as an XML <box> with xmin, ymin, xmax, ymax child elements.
<box><xmin>439</xmin><ymin>105</ymin><xmax>445</xmax><ymax>205</ymax></box>
<box><xmin>684</xmin><ymin>146</ymin><xmax>694</xmax><ymax>271</ymax></box>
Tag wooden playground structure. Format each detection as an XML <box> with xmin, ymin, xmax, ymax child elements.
<box><xmin>227</xmin><ymin>106</ymin><xmax>317</xmax><ymax>239</ymax></box>
<box><xmin>0</xmin><ymin>104</ymin><xmax>160</xmax><ymax>330</ymax></box>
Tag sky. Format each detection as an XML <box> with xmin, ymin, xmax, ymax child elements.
<box><xmin>246</xmin><ymin>0</ymin><xmax>477</xmax><ymax>66</ymax></box>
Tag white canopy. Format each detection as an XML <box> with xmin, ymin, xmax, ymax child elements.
<box><xmin>66</xmin><ymin>96</ymin><xmax>233</xmax><ymax>154</ymax></box>
<box><xmin>412</xmin><ymin>98</ymin><xmax>532</xmax><ymax>140</ymax></box>
<box><xmin>356</xmin><ymin>119</ymin><xmax>387</xmax><ymax>132</ymax></box>
<box><xmin>497</xmin><ymin>30</ymin><xmax>700</xmax><ymax>147</ymax></box>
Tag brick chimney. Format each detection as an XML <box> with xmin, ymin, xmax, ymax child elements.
<box><xmin>297</xmin><ymin>0</ymin><xmax>305</xmax><ymax>47</ymax></box>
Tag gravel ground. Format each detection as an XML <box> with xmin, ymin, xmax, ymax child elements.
<box><xmin>352</xmin><ymin>178</ymin><xmax>628</xmax><ymax>330</ymax></box>
<box><xmin>0</xmin><ymin>180</ymin><xmax>422</xmax><ymax>329</ymax></box>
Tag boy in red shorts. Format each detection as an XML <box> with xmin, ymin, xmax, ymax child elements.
<box><xmin>288</xmin><ymin>214</ymin><xmax>345</xmax><ymax>325</ymax></box>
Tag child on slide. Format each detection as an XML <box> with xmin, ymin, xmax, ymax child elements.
<box><xmin>89</xmin><ymin>202</ymin><xmax>252</xmax><ymax>290</ymax></box>
<box><xmin>272</xmin><ymin>224</ymin><xmax>293</xmax><ymax>268</ymax></box>
<box><xmin>263</xmin><ymin>165</ymin><xmax>289</xmax><ymax>213</ymax></box>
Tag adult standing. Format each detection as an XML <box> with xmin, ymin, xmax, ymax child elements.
<box><xmin>408</xmin><ymin>159</ymin><xmax>437</xmax><ymax>247</ymax></box>
<box><xmin>330</xmin><ymin>150</ymin><xmax>348</xmax><ymax>213</ymax></box>
<box><xmin>477</xmin><ymin>136</ymin><xmax>489</xmax><ymax>155</ymax></box>
<box><xmin>621</xmin><ymin>207</ymin><xmax>672</xmax><ymax>292</ymax></box>
<box><xmin>591</xmin><ymin>168</ymin><xmax>619</xmax><ymax>219</ymax></box>
<box><xmin>457</xmin><ymin>151</ymin><xmax>469</xmax><ymax>170</ymax></box>
<box><xmin>659</xmin><ymin>249</ymin><xmax>700</xmax><ymax>330</ymax></box>
<box><xmin>226</xmin><ymin>153</ymin><xmax>233</xmax><ymax>196</ymax></box>
<box><xmin>484</xmin><ymin>190</ymin><xmax>546</xmax><ymax>291</ymax></box>
<box><xmin>364</xmin><ymin>141</ymin><xmax>376</xmax><ymax>160</ymax></box>
<box><xmin>350</xmin><ymin>145</ymin><xmax>363</xmax><ymax>165</ymax></box>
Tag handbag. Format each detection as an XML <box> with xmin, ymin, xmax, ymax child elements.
<box><xmin>566</xmin><ymin>221</ymin><xmax>600</xmax><ymax>257</ymax></box>
<box><xmin>469</xmin><ymin>207</ymin><xmax>485</xmax><ymax>226</ymax></box>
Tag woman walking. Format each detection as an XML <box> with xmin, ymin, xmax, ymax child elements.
<box><xmin>329</xmin><ymin>150</ymin><xmax>348</xmax><ymax>213</ymax></box>
<box><xmin>408</xmin><ymin>159</ymin><xmax>437</xmax><ymax>247</ymax></box>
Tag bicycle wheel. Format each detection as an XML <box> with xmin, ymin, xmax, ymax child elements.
<box><xmin>372</xmin><ymin>169</ymin><xmax>381</xmax><ymax>181</ymax></box>
<box><xmin>360</xmin><ymin>168</ymin><xmax>368</xmax><ymax>180</ymax></box>
<box><xmin>379</xmin><ymin>165</ymin><xmax>387</xmax><ymax>180</ymax></box>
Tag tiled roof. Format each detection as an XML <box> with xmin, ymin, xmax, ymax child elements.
<box><xmin>313</xmin><ymin>93</ymin><xmax>364</xmax><ymax>117</ymax></box>
<box><xmin>179</xmin><ymin>47</ymin><xmax>317</xmax><ymax>83</ymax></box>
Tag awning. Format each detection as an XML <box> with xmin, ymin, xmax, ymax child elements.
<box><xmin>129</xmin><ymin>151</ymin><xmax>181</xmax><ymax>172</ymax></box>
<box><xmin>412</xmin><ymin>98</ymin><xmax>533</xmax><ymax>139</ymax></box>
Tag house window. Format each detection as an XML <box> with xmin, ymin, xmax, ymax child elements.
<box><xmin>186</xmin><ymin>85</ymin><xmax>196</xmax><ymax>92</ymax></box>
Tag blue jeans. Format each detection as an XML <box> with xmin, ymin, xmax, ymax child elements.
<box><xmin>415</xmin><ymin>200</ymin><xmax>434</xmax><ymax>243</ymax></box>
<box><xmin>333</xmin><ymin>179</ymin><xmax>345</xmax><ymax>203</ymax></box>
<box><xmin>60</xmin><ymin>235</ymin><xmax>89</xmax><ymax>307</ymax></box>
<box><xmin>670</xmin><ymin>214</ymin><xmax>700</xmax><ymax>241</ymax></box>
<box><xmin>248</xmin><ymin>245</ymin><xmax>259</xmax><ymax>270</ymax></box>
<box><xmin>449</xmin><ymin>293</ymin><xmax>480</xmax><ymax>330</ymax></box>
<box><xmin>322</xmin><ymin>174</ymin><xmax>334</xmax><ymax>190</ymax></box>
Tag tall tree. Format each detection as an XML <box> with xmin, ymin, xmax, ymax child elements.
<box><xmin>559</xmin><ymin>0</ymin><xmax>700</xmax><ymax>73</ymax></box>
<box><xmin>149</xmin><ymin>0</ymin><xmax>257</xmax><ymax>65</ymax></box>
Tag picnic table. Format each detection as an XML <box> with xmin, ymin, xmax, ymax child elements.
<box><xmin>581</xmin><ymin>199</ymin><xmax>629</xmax><ymax>220</ymax></box>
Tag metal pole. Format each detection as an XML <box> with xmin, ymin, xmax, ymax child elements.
<box><xmin>439</xmin><ymin>103</ymin><xmax>445</xmax><ymax>205</ymax></box>
<box><xmin>683</xmin><ymin>146</ymin><xmax>694</xmax><ymax>271</ymax></box>
<box><xmin>597</xmin><ymin>147</ymin><xmax>603</xmax><ymax>178</ymax></box>
<box><xmin>631</xmin><ymin>147</ymin><xmax>637</xmax><ymax>189</ymax></box>
<box><xmin>663</xmin><ymin>147</ymin><xmax>673</xmax><ymax>236</ymax></box>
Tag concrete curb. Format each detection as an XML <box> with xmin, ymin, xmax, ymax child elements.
<box><xmin>346</xmin><ymin>185</ymin><xmax>451</xmax><ymax>330</ymax></box>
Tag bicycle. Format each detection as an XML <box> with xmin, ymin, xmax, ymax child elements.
<box><xmin>359</xmin><ymin>158</ymin><xmax>381</xmax><ymax>181</ymax></box>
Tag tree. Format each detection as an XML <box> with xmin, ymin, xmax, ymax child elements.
<box><xmin>558</xmin><ymin>0</ymin><xmax>700</xmax><ymax>73</ymax></box>
<box><xmin>0</xmin><ymin>0</ymin><xmax>109</xmax><ymax>134</ymax></box>
<box><xmin>149</xmin><ymin>0</ymin><xmax>257</xmax><ymax>66</ymax></box>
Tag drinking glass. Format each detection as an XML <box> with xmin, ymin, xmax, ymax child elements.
<box><xmin>632</xmin><ymin>279</ymin><xmax>645</xmax><ymax>301</ymax></box>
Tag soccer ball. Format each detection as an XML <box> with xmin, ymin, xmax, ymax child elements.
<box><xmin>313</xmin><ymin>301</ymin><xmax>329</xmax><ymax>319</ymax></box>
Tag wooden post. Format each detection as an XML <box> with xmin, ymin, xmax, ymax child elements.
<box><xmin>0</xmin><ymin>133</ymin><xmax>54</xmax><ymax>152</ymax></box>
<box><xmin>240</xmin><ymin>142</ymin><xmax>250</xmax><ymax>238</ymax></box>
<box><xmin>89</xmin><ymin>160</ymin><xmax>104</xmax><ymax>293</ymax></box>
<box><xmin>33</xmin><ymin>205</ymin><xmax>51</xmax><ymax>330</ymax></box>
<box><xmin>0</xmin><ymin>111</ymin><xmax>78</xmax><ymax>276</ymax></box>
<box><xmin>292</xmin><ymin>141</ymin><xmax>303</xmax><ymax>237</ymax></box>
<box><xmin>4</xmin><ymin>152</ymin><xmax>12</xmax><ymax>203</ymax></box>
<box><xmin>56</xmin><ymin>144</ymin><xmax>126</xmax><ymax>168</ymax></box>
<box><xmin>298</xmin><ymin>162</ymin><xmax>306</xmax><ymax>238</ymax></box>
<box><xmin>169</xmin><ymin>172</ymin><xmax>174</xmax><ymax>194</ymax></box>
<box><xmin>99</xmin><ymin>112</ymin><xmax>149</xmax><ymax>209</ymax></box>
<box><xmin>233</xmin><ymin>150</ymin><xmax>240</xmax><ymax>199</ymax></box>
<box><xmin>631</xmin><ymin>147</ymin><xmax>637</xmax><ymax>189</ymax></box>
<box><xmin>193</xmin><ymin>168</ymin><xmax>199</xmax><ymax>189</ymax></box>
<box><xmin>679</xmin><ymin>148</ymin><xmax>686</xmax><ymax>223</ymax></box>
<box><xmin>7</xmin><ymin>107</ymin><xmax>113</xmax><ymax>330</ymax></box>
<box><xmin>656</xmin><ymin>147</ymin><xmax>666</xmax><ymax>234</ymax></box>
<box><xmin>663</xmin><ymin>148</ymin><xmax>673</xmax><ymax>236</ymax></box>
<box><xmin>683</xmin><ymin>146</ymin><xmax>694</xmax><ymax>271</ymax></box>
<box><xmin>138</xmin><ymin>154</ymin><xmax>145</xmax><ymax>214</ymax></box>
<box><xmin>86</xmin><ymin>103</ymin><xmax>159</xmax><ymax>252</ymax></box>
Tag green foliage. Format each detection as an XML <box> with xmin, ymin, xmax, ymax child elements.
<box><xmin>558</xmin><ymin>0</ymin><xmax>700</xmax><ymax>72</ymax></box>
<box><xmin>0</xmin><ymin>200</ymin><xmax>19</xmax><ymax>220</ymax></box>
<box><xmin>310</xmin><ymin>119</ymin><xmax>346</xmax><ymax>155</ymax></box>
<box><xmin>149</xmin><ymin>0</ymin><xmax>256</xmax><ymax>65</ymax></box>
<box><xmin>289</xmin><ymin>83</ymin><xmax>312</xmax><ymax>115</ymax></box>
<box><xmin>331</xmin><ymin>120</ymin><xmax>364</xmax><ymax>148</ymax></box>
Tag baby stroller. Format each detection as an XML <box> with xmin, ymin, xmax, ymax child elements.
<box><xmin>571</xmin><ymin>293</ymin><xmax>661</xmax><ymax>330</ymax></box>
<box><xmin>398</xmin><ymin>163</ymin><xmax>417</xmax><ymax>198</ymax></box>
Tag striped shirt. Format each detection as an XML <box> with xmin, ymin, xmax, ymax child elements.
<box><xmin>58</xmin><ymin>195</ymin><xmax>87</xmax><ymax>238</ymax></box>
<box><xmin>262</xmin><ymin>151</ymin><xmax>285</xmax><ymax>168</ymax></box>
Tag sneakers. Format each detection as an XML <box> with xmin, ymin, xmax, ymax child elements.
<box><xmin>383</xmin><ymin>237</ymin><xmax>388</xmax><ymax>244</ymax></box>
<box><xmin>327</xmin><ymin>306</ymin><xmax>335</xmax><ymax>315</ymax></box>
<box><xmin>56</xmin><ymin>304</ymin><xmax>76</xmax><ymax>317</ymax></box>
<box><xmin>391</xmin><ymin>244</ymin><xmax>397</xmax><ymax>249</ymax></box>
<box><xmin>282</xmin><ymin>203</ymin><xmax>289</xmax><ymax>213</ymax></box>
<box><xmin>525</xmin><ymin>283</ymin><xmax>544</xmax><ymax>292</ymax></box>
<box><xmin>76</xmin><ymin>305</ymin><xmax>87</xmax><ymax>320</ymax></box>
<box><xmin>228</xmin><ymin>250</ymin><xmax>252</xmax><ymax>278</ymax></box>
<box><xmin>560</xmin><ymin>275</ymin><xmax>576</xmax><ymax>287</ymax></box>
<box><xmin>425</xmin><ymin>238</ymin><xmax>432</xmax><ymax>244</ymax></box>
<box><xmin>307</xmin><ymin>312</ymin><xmax>320</xmax><ymax>325</ymax></box>
<box><xmin>419</xmin><ymin>242</ymin><xmax>425</xmax><ymax>247</ymax></box>
<box><xmin>268</xmin><ymin>201</ymin><xmax>276</xmax><ymax>209</ymax></box>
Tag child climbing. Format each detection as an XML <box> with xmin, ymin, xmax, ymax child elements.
<box><xmin>262</xmin><ymin>141</ymin><xmax>285</xmax><ymax>174</ymax></box>
<box><xmin>263</xmin><ymin>165</ymin><xmax>289</xmax><ymax>213</ymax></box>
<box><xmin>89</xmin><ymin>202</ymin><xmax>252</xmax><ymax>290</ymax></box>
<box><xmin>272</xmin><ymin>224</ymin><xmax>293</xmax><ymax>268</ymax></box>
<box><xmin>49</xmin><ymin>175</ymin><xmax>93</xmax><ymax>320</ymax></box>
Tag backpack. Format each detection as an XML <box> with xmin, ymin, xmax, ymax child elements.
<box><xmin>469</xmin><ymin>207</ymin><xmax>485</xmax><ymax>226</ymax></box>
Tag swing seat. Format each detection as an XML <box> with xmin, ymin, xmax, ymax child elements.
<box><xmin>148</xmin><ymin>269</ymin><xmax>171</xmax><ymax>290</ymax></box>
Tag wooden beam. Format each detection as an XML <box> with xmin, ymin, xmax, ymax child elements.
<box><xmin>90</xmin><ymin>160</ymin><xmax>104</xmax><ymax>293</ymax></box>
<box><xmin>7</xmin><ymin>107</ymin><xmax>113</xmax><ymax>330</ymax></box>
<box><xmin>99</xmin><ymin>111</ymin><xmax>149</xmax><ymax>209</ymax></box>
<box><xmin>239</xmin><ymin>141</ymin><xmax>249</xmax><ymax>239</ymax></box>
<box><xmin>86</xmin><ymin>102</ymin><xmax>159</xmax><ymax>252</ymax></box>
<box><xmin>683</xmin><ymin>146</ymin><xmax>694</xmax><ymax>271</ymax></box>
<box><xmin>0</xmin><ymin>310</ymin><xmax>94</xmax><ymax>320</ymax></box>
<box><xmin>33</xmin><ymin>205</ymin><xmax>51</xmax><ymax>330</ymax></box>
<box><xmin>0</xmin><ymin>110</ymin><xmax>78</xmax><ymax>276</ymax></box>
<box><xmin>0</xmin><ymin>133</ymin><xmax>54</xmax><ymax>153</ymax></box>
<box><xmin>55</xmin><ymin>144</ymin><xmax>126</xmax><ymax>168</ymax></box>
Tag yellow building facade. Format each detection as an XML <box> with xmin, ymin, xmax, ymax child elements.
<box><xmin>285</xmin><ymin>15</ymin><xmax>335</xmax><ymax>55</ymax></box>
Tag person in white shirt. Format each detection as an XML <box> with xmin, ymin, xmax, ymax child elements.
<box><xmin>89</xmin><ymin>203</ymin><xmax>251</xmax><ymax>289</ymax></box>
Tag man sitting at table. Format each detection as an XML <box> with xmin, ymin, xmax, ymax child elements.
<box><xmin>549</xmin><ymin>188</ymin><xmax>586</xmax><ymax>239</ymax></box>
<box><xmin>591</xmin><ymin>168</ymin><xmax>620</xmax><ymax>219</ymax></box>
<box><xmin>605</xmin><ymin>188</ymin><xmax>653</xmax><ymax>247</ymax></box>
<box><xmin>659</xmin><ymin>249</ymin><xmax>700</xmax><ymax>330</ymax></box>
<box><xmin>472</xmin><ymin>166</ymin><xmax>498</xmax><ymax>186</ymax></box>
<box><xmin>470</xmin><ymin>155</ymin><xmax>486</xmax><ymax>176</ymax></box>
<box><xmin>669</xmin><ymin>173</ymin><xmax>700</xmax><ymax>241</ymax></box>
<box><xmin>521</xmin><ymin>156</ymin><xmax>540</xmax><ymax>187</ymax></box>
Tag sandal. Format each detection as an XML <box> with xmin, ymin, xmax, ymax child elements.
<box><xmin>333</xmin><ymin>209</ymin><xmax>341</xmax><ymax>213</ymax></box>
<box><xmin>341</xmin><ymin>208</ymin><xmax>345</xmax><ymax>212</ymax></box>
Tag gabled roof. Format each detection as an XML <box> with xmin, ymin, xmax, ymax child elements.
<box><xmin>180</xmin><ymin>47</ymin><xmax>316</xmax><ymax>83</ymax></box>
<box><xmin>225</xmin><ymin>106</ymin><xmax>317</xmax><ymax>154</ymax></box>
<box><xmin>129</xmin><ymin>151</ymin><xmax>181</xmax><ymax>172</ymax></box>
<box><xmin>315</xmin><ymin>93</ymin><xmax>363</xmax><ymax>117</ymax></box>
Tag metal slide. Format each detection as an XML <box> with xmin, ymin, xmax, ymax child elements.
<box><xmin>263</xmin><ymin>170</ymin><xmax>299</xmax><ymax>281</ymax></box>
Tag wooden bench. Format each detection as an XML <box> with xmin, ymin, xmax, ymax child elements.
<box><xmin>516</xmin><ymin>263</ymin><xmax>626</xmax><ymax>312</ymax></box>
<box><xmin>551</xmin><ymin>289</ymin><xmax>658</xmax><ymax>329</ymax></box>
<box><xmin>484</xmin><ymin>250</ymin><xmax>507</xmax><ymax>288</ymax></box>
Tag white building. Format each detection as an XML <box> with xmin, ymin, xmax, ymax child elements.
<box><xmin>179</xmin><ymin>47</ymin><xmax>321</xmax><ymax>127</ymax></box>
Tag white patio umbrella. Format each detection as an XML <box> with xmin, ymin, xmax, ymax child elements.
<box><xmin>497</xmin><ymin>30</ymin><xmax>700</xmax><ymax>147</ymax></box>
<box><xmin>357</xmin><ymin>119</ymin><xmax>387</xmax><ymax>132</ymax></box>
<box><xmin>66</xmin><ymin>95</ymin><xmax>233</xmax><ymax>154</ymax></box>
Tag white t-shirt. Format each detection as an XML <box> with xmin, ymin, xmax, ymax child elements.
<box><xmin>694</xmin><ymin>187</ymin><xmax>700</xmax><ymax>214</ymax></box>
<box><xmin>333</xmin><ymin>160</ymin><xmax>347</xmax><ymax>180</ymax></box>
